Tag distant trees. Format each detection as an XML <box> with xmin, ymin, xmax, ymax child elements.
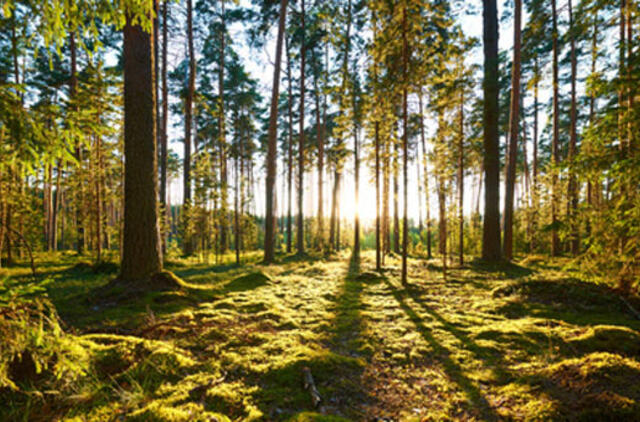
<box><xmin>0</xmin><ymin>0</ymin><xmax>638</xmax><ymax>292</ymax></box>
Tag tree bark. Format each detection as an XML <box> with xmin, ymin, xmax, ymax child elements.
<box><xmin>120</xmin><ymin>13</ymin><xmax>163</xmax><ymax>282</ymax></box>
<box><xmin>567</xmin><ymin>0</ymin><xmax>579</xmax><ymax>255</ymax></box>
<box><xmin>419</xmin><ymin>92</ymin><xmax>432</xmax><ymax>259</ymax></box>
<box><xmin>482</xmin><ymin>0</ymin><xmax>501</xmax><ymax>262</ymax></box>
<box><xmin>401</xmin><ymin>4</ymin><xmax>409</xmax><ymax>285</ymax></box>
<box><xmin>263</xmin><ymin>0</ymin><xmax>288</xmax><ymax>263</ymax></box>
<box><xmin>183</xmin><ymin>0</ymin><xmax>196</xmax><ymax>255</ymax></box>
<box><xmin>285</xmin><ymin>35</ymin><xmax>294</xmax><ymax>253</ymax></box>
<box><xmin>297</xmin><ymin>0</ymin><xmax>306</xmax><ymax>255</ymax></box>
<box><xmin>219</xmin><ymin>0</ymin><xmax>228</xmax><ymax>254</ymax></box>
<box><xmin>393</xmin><ymin>139</ymin><xmax>400</xmax><ymax>255</ymax></box>
<box><xmin>551</xmin><ymin>0</ymin><xmax>560</xmax><ymax>256</ymax></box>
<box><xmin>160</xmin><ymin>0</ymin><xmax>169</xmax><ymax>254</ymax></box>
<box><xmin>70</xmin><ymin>32</ymin><xmax>84</xmax><ymax>255</ymax></box>
<box><xmin>503</xmin><ymin>0</ymin><xmax>521</xmax><ymax>261</ymax></box>
<box><xmin>458</xmin><ymin>90</ymin><xmax>465</xmax><ymax>266</ymax></box>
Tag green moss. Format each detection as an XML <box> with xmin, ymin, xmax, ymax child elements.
<box><xmin>287</xmin><ymin>412</ymin><xmax>351</xmax><ymax>421</ymax></box>
<box><xmin>224</xmin><ymin>271</ymin><xmax>271</xmax><ymax>292</ymax></box>
<box><xmin>3</xmin><ymin>251</ymin><xmax>640</xmax><ymax>420</ymax></box>
<box><xmin>568</xmin><ymin>325</ymin><xmax>640</xmax><ymax>356</ymax></box>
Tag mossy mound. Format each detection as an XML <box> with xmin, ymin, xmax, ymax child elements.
<box><xmin>355</xmin><ymin>271</ymin><xmax>384</xmax><ymax>283</ymax></box>
<box><xmin>530</xmin><ymin>352</ymin><xmax>640</xmax><ymax>420</ymax></box>
<box><xmin>224</xmin><ymin>271</ymin><xmax>271</xmax><ymax>292</ymax></box>
<box><xmin>568</xmin><ymin>325</ymin><xmax>640</xmax><ymax>356</ymax></box>
<box><xmin>287</xmin><ymin>412</ymin><xmax>351</xmax><ymax>421</ymax></box>
<box><xmin>491</xmin><ymin>279</ymin><xmax>622</xmax><ymax>312</ymax></box>
<box><xmin>150</xmin><ymin>270</ymin><xmax>188</xmax><ymax>291</ymax></box>
<box><xmin>91</xmin><ymin>261</ymin><xmax>119</xmax><ymax>274</ymax></box>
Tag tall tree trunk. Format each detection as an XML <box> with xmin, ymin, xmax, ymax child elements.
<box><xmin>95</xmin><ymin>134</ymin><xmax>103</xmax><ymax>263</ymax></box>
<box><xmin>419</xmin><ymin>92</ymin><xmax>432</xmax><ymax>259</ymax></box>
<box><xmin>183</xmin><ymin>0</ymin><xmax>195</xmax><ymax>255</ymax></box>
<box><xmin>354</xmin><ymin>125</ymin><xmax>360</xmax><ymax>256</ymax></box>
<box><xmin>383</xmin><ymin>138</ymin><xmax>390</xmax><ymax>256</ymax></box>
<box><xmin>297</xmin><ymin>0</ymin><xmax>306</xmax><ymax>255</ymax></box>
<box><xmin>235</xmin><ymin>155</ymin><xmax>240</xmax><ymax>265</ymax></box>
<box><xmin>160</xmin><ymin>0</ymin><xmax>169</xmax><ymax>254</ymax></box>
<box><xmin>482</xmin><ymin>0</ymin><xmax>501</xmax><ymax>262</ymax></box>
<box><xmin>586</xmin><ymin>8</ymin><xmax>599</xmax><ymax>238</ymax></box>
<box><xmin>458</xmin><ymin>90</ymin><xmax>465</xmax><ymax>266</ymax></box>
<box><xmin>285</xmin><ymin>36</ymin><xmax>294</xmax><ymax>253</ymax></box>
<box><xmin>551</xmin><ymin>0</ymin><xmax>560</xmax><ymax>256</ymax></box>
<box><xmin>401</xmin><ymin>4</ymin><xmax>409</xmax><ymax>285</ymax></box>
<box><xmin>53</xmin><ymin>162</ymin><xmax>62</xmax><ymax>251</ymax></box>
<box><xmin>44</xmin><ymin>164</ymin><xmax>52</xmax><ymax>251</ymax></box>
<box><xmin>70</xmin><ymin>32</ymin><xmax>84</xmax><ymax>255</ymax></box>
<box><xmin>263</xmin><ymin>0</ymin><xmax>288</xmax><ymax>263</ymax></box>
<box><xmin>393</xmin><ymin>140</ymin><xmax>400</xmax><ymax>254</ymax></box>
<box><xmin>437</xmin><ymin>174</ymin><xmax>447</xmax><ymax>277</ymax></box>
<box><xmin>154</xmin><ymin>0</ymin><xmax>160</xmax><ymax>154</ymax></box>
<box><xmin>120</xmin><ymin>12</ymin><xmax>163</xmax><ymax>282</ymax></box>
<box><xmin>530</xmin><ymin>57</ymin><xmax>539</xmax><ymax>252</ymax></box>
<box><xmin>619</xmin><ymin>0</ymin><xmax>626</xmax><ymax>151</ymax></box>
<box><xmin>503</xmin><ymin>0</ymin><xmax>521</xmax><ymax>261</ymax></box>
<box><xmin>219</xmin><ymin>0</ymin><xmax>228</xmax><ymax>254</ymax></box>
<box><xmin>314</xmin><ymin>65</ymin><xmax>324</xmax><ymax>249</ymax></box>
<box><xmin>329</xmin><ymin>168</ymin><xmax>337</xmax><ymax>249</ymax></box>
<box><xmin>567</xmin><ymin>0</ymin><xmax>579</xmax><ymax>255</ymax></box>
<box><xmin>375</xmin><ymin>121</ymin><xmax>381</xmax><ymax>270</ymax></box>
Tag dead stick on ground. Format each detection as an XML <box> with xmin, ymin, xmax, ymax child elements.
<box><xmin>302</xmin><ymin>366</ymin><xmax>322</xmax><ymax>408</ymax></box>
<box><xmin>620</xmin><ymin>296</ymin><xmax>640</xmax><ymax>321</ymax></box>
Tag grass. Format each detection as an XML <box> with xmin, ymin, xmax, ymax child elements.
<box><xmin>1</xmin><ymin>250</ymin><xmax>640</xmax><ymax>420</ymax></box>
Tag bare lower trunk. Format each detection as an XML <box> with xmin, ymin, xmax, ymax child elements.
<box><xmin>119</xmin><ymin>12</ymin><xmax>163</xmax><ymax>282</ymax></box>
<box><xmin>263</xmin><ymin>0</ymin><xmax>288</xmax><ymax>263</ymax></box>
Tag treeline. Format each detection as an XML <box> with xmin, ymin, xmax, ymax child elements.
<box><xmin>0</xmin><ymin>0</ymin><xmax>638</xmax><ymax>290</ymax></box>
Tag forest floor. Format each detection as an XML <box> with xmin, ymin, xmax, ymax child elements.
<box><xmin>2</xmin><ymin>250</ymin><xmax>640</xmax><ymax>421</ymax></box>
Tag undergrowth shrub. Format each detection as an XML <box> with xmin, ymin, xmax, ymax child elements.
<box><xmin>0</xmin><ymin>278</ymin><xmax>90</xmax><ymax>391</ymax></box>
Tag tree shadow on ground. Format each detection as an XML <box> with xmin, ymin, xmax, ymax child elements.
<box><xmin>491</xmin><ymin>278</ymin><xmax>640</xmax><ymax>328</ymax></box>
<box><xmin>243</xmin><ymin>251</ymin><xmax>371</xmax><ymax>420</ymax></box>
<box><xmin>466</xmin><ymin>258</ymin><xmax>535</xmax><ymax>280</ymax></box>
<box><xmin>383</xmin><ymin>277</ymin><xmax>502</xmax><ymax>421</ymax></box>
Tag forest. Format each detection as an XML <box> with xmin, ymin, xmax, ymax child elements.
<box><xmin>0</xmin><ymin>0</ymin><xmax>639</xmax><ymax>420</ymax></box>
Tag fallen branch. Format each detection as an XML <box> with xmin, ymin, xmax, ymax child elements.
<box><xmin>302</xmin><ymin>366</ymin><xmax>322</xmax><ymax>408</ymax></box>
<box><xmin>620</xmin><ymin>296</ymin><xmax>640</xmax><ymax>321</ymax></box>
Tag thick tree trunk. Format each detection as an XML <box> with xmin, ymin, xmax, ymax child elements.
<box><xmin>263</xmin><ymin>0</ymin><xmax>288</xmax><ymax>263</ymax></box>
<box><xmin>503</xmin><ymin>0</ymin><xmax>521</xmax><ymax>261</ymax></box>
<box><xmin>120</xmin><ymin>13</ymin><xmax>163</xmax><ymax>282</ymax></box>
<box><xmin>482</xmin><ymin>0</ymin><xmax>501</xmax><ymax>262</ymax></box>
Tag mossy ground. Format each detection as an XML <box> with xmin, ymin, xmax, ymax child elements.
<box><xmin>2</xmin><ymin>251</ymin><xmax>640</xmax><ymax>420</ymax></box>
